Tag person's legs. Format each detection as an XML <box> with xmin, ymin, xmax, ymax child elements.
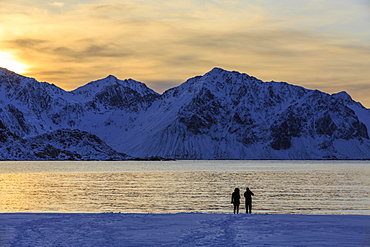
<box><xmin>233</xmin><ymin>203</ymin><xmax>241</xmax><ymax>214</ymax></box>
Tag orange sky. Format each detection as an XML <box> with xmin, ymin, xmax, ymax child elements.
<box><xmin>1</xmin><ymin>0</ymin><xmax>369</xmax><ymax>107</ymax></box>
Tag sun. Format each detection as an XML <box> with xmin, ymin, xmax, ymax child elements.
<box><xmin>0</xmin><ymin>51</ymin><xmax>28</xmax><ymax>74</ymax></box>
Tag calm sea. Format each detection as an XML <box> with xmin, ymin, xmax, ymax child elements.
<box><xmin>0</xmin><ymin>160</ymin><xmax>369</xmax><ymax>215</ymax></box>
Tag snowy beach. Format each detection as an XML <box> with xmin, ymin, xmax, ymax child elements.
<box><xmin>1</xmin><ymin>213</ymin><xmax>369</xmax><ymax>246</ymax></box>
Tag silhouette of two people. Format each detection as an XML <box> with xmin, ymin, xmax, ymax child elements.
<box><xmin>231</xmin><ymin>187</ymin><xmax>254</xmax><ymax>214</ymax></box>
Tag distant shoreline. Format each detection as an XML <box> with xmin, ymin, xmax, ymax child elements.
<box><xmin>1</xmin><ymin>158</ymin><xmax>370</xmax><ymax>161</ymax></box>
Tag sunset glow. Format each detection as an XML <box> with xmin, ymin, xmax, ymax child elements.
<box><xmin>0</xmin><ymin>0</ymin><xmax>369</xmax><ymax>106</ymax></box>
<box><xmin>0</xmin><ymin>51</ymin><xmax>28</xmax><ymax>74</ymax></box>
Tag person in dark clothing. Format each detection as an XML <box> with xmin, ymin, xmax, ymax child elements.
<box><xmin>231</xmin><ymin>188</ymin><xmax>241</xmax><ymax>214</ymax></box>
<box><xmin>244</xmin><ymin>187</ymin><xmax>254</xmax><ymax>214</ymax></box>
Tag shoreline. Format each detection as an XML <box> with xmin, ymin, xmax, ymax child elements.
<box><xmin>1</xmin><ymin>213</ymin><xmax>369</xmax><ymax>246</ymax></box>
<box><xmin>1</xmin><ymin>212</ymin><xmax>370</xmax><ymax>215</ymax></box>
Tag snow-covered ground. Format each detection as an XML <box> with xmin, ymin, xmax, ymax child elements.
<box><xmin>1</xmin><ymin>213</ymin><xmax>369</xmax><ymax>246</ymax></box>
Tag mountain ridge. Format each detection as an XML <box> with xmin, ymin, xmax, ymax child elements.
<box><xmin>0</xmin><ymin>67</ymin><xmax>369</xmax><ymax>160</ymax></box>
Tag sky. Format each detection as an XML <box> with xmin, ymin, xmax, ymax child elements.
<box><xmin>0</xmin><ymin>0</ymin><xmax>369</xmax><ymax>107</ymax></box>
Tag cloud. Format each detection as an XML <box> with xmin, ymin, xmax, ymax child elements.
<box><xmin>0</xmin><ymin>0</ymin><xmax>369</xmax><ymax>107</ymax></box>
<box><xmin>8</xmin><ymin>38</ymin><xmax>47</xmax><ymax>49</ymax></box>
<box><xmin>51</xmin><ymin>43</ymin><xmax>136</xmax><ymax>62</ymax></box>
<box><xmin>49</xmin><ymin>2</ymin><xmax>64</xmax><ymax>7</ymax></box>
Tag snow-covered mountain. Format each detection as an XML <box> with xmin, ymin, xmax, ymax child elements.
<box><xmin>1</xmin><ymin>67</ymin><xmax>369</xmax><ymax>160</ymax></box>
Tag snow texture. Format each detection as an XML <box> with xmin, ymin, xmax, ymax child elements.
<box><xmin>1</xmin><ymin>213</ymin><xmax>369</xmax><ymax>246</ymax></box>
<box><xmin>1</xmin><ymin>67</ymin><xmax>370</xmax><ymax>160</ymax></box>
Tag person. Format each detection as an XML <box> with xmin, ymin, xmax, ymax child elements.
<box><xmin>244</xmin><ymin>187</ymin><xmax>254</xmax><ymax>214</ymax></box>
<box><xmin>231</xmin><ymin>188</ymin><xmax>241</xmax><ymax>214</ymax></box>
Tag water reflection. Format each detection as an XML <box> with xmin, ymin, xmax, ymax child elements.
<box><xmin>1</xmin><ymin>168</ymin><xmax>369</xmax><ymax>214</ymax></box>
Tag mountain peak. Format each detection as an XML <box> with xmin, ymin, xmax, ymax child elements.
<box><xmin>71</xmin><ymin>74</ymin><xmax>159</xmax><ymax>102</ymax></box>
<box><xmin>0</xmin><ymin>67</ymin><xmax>24</xmax><ymax>79</ymax></box>
<box><xmin>331</xmin><ymin>91</ymin><xmax>352</xmax><ymax>101</ymax></box>
<box><xmin>106</xmin><ymin>74</ymin><xmax>117</xmax><ymax>80</ymax></box>
<box><xmin>208</xmin><ymin>67</ymin><xmax>253</xmax><ymax>75</ymax></box>
<box><xmin>205</xmin><ymin>67</ymin><xmax>241</xmax><ymax>76</ymax></box>
<box><xmin>72</xmin><ymin>75</ymin><xmax>123</xmax><ymax>93</ymax></box>
<box><xmin>208</xmin><ymin>67</ymin><xmax>226</xmax><ymax>73</ymax></box>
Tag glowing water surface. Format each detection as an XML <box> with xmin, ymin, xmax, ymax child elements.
<box><xmin>1</xmin><ymin>160</ymin><xmax>369</xmax><ymax>214</ymax></box>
